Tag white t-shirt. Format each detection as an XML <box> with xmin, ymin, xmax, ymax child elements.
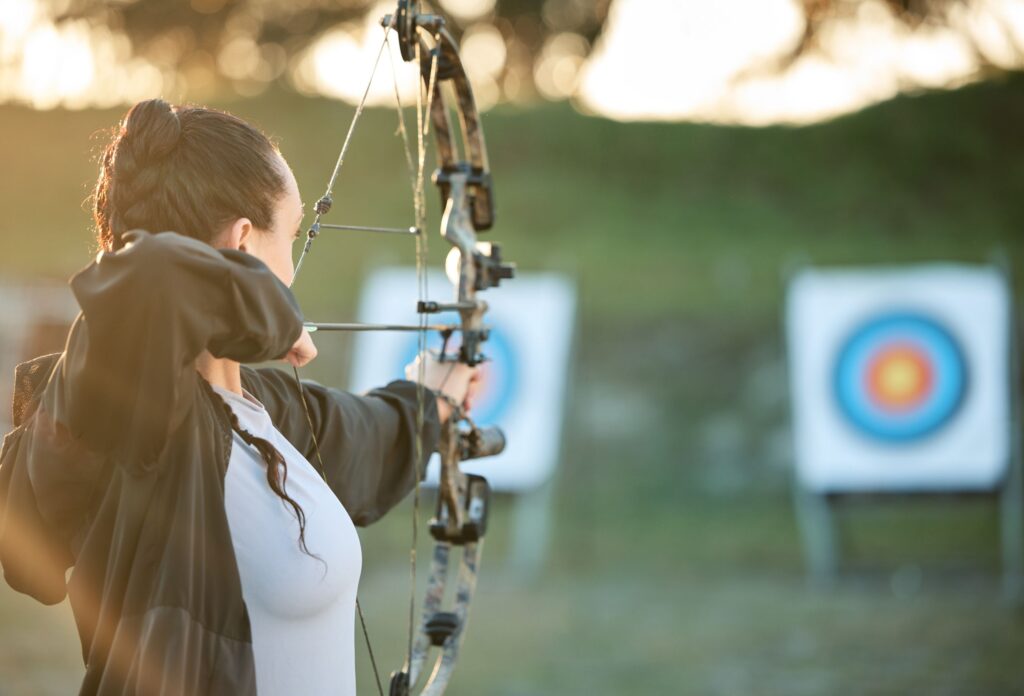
<box><xmin>214</xmin><ymin>385</ymin><xmax>362</xmax><ymax>696</ymax></box>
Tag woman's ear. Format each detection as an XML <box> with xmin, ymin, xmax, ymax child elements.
<box><xmin>215</xmin><ymin>217</ymin><xmax>253</xmax><ymax>251</ymax></box>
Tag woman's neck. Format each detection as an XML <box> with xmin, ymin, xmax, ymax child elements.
<box><xmin>196</xmin><ymin>351</ymin><xmax>242</xmax><ymax>394</ymax></box>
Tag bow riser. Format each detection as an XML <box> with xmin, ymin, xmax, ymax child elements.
<box><xmin>437</xmin><ymin>173</ymin><xmax>488</xmax><ymax>366</ymax></box>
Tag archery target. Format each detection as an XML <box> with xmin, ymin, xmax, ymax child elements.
<box><xmin>348</xmin><ymin>267</ymin><xmax>576</xmax><ymax>492</ymax></box>
<box><xmin>833</xmin><ymin>313</ymin><xmax>967</xmax><ymax>443</ymax></box>
<box><xmin>787</xmin><ymin>265</ymin><xmax>1012</xmax><ymax>493</ymax></box>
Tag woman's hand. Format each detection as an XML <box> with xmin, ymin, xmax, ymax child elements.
<box><xmin>405</xmin><ymin>352</ymin><xmax>481</xmax><ymax>423</ymax></box>
<box><xmin>283</xmin><ymin>329</ymin><xmax>318</xmax><ymax>368</ymax></box>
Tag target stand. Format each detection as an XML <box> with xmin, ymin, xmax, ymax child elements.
<box><xmin>786</xmin><ymin>263</ymin><xmax>1024</xmax><ymax>602</ymax></box>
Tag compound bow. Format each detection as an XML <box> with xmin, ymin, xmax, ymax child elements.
<box><xmin>288</xmin><ymin>2</ymin><xmax>515</xmax><ymax>694</ymax></box>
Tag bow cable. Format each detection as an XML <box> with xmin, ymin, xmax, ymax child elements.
<box><xmin>406</xmin><ymin>28</ymin><xmax>445</xmax><ymax>685</ymax></box>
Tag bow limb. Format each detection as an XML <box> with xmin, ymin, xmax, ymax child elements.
<box><xmin>422</xmin><ymin>26</ymin><xmax>494</xmax><ymax>231</ymax></box>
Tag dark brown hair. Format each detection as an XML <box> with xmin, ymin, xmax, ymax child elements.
<box><xmin>93</xmin><ymin>98</ymin><xmax>285</xmax><ymax>251</ymax></box>
<box><xmin>200</xmin><ymin>381</ymin><xmax>317</xmax><ymax>561</ymax></box>
<box><xmin>95</xmin><ymin>99</ymin><xmax>312</xmax><ymax>556</ymax></box>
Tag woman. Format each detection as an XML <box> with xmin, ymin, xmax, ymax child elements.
<box><xmin>0</xmin><ymin>99</ymin><xmax>476</xmax><ymax>695</ymax></box>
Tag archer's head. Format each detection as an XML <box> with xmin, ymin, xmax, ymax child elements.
<box><xmin>92</xmin><ymin>98</ymin><xmax>304</xmax><ymax>286</ymax></box>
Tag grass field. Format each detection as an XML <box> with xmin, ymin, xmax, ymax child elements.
<box><xmin>1</xmin><ymin>73</ymin><xmax>1024</xmax><ymax>695</ymax></box>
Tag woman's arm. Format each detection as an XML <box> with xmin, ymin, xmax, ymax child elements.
<box><xmin>242</xmin><ymin>367</ymin><xmax>441</xmax><ymax>526</ymax></box>
<box><xmin>64</xmin><ymin>229</ymin><xmax>304</xmax><ymax>465</ymax></box>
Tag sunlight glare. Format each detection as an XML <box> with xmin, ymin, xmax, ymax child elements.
<box><xmin>577</xmin><ymin>0</ymin><xmax>1021</xmax><ymax>124</ymax></box>
<box><xmin>20</xmin><ymin>22</ymin><xmax>95</xmax><ymax>110</ymax></box>
<box><xmin>297</xmin><ymin>1</ymin><xmax>499</xmax><ymax>112</ymax></box>
<box><xmin>577</xmin><ymin>0</ymin><xmax>804</xmax><ymax>121</ymax></box>
<box><xmin>954</xmin><ymin>0</ymin><xmax>1024</xmax><ymax>68</ymax></box>
<box><xmin>295</xmin><ymin>1</ymin><xmax>420</xmax><ymax>107</ymax></box>
<box><xmin>2</xmin><ymin>0</ymin><xmax>1022</xmax><ymax>123</ymax></box>
<box><xmin>534</xmin><ymin>33</ymin><xmax>589</xmax><ymax>101</ymax></box>
<box><xmin>461</xmin><ymin>23</ymin><xmax>507</xmax><ymax>80</ymax></box>
<box><xmin>0</xmin><ymin>0</ymin><xmax>38</xmax><ymax>61</ymax></box>
<box><xmin>0</xmin><ymin>2</ymin><xmax>163</xmax><ymax>110</ymax></box>
<box><xmin>439</xmin><ymin>0</ymin><xmax>497</xmax><ymax>22</ymax></box>
<box><xmin>218</xmin><ymin>36</ymin><xmax>262</xmax><ymax>81</ymax></box>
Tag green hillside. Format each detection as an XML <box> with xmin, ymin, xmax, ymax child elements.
<box><xmin>3</xmin><ymin>73</ymin><xmax>1023</xmax><ymax>315</ymax></box>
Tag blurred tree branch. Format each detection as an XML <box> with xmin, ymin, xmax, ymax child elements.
<box><xmin>730</xmin><ymin>0</ymin><xmax>1022</xmax><ymax>87</ymax></box>
<box><xmin>39</xmin><ymin>0</ymin><xmax>1023</xmax><ymax>101</ymax></box>
<box><xmin>48</xmin><ymin>0</ymin><xmax>611</xmax><ymax>97</ymax></box>
<box><xmin>804</xmin><ymin>0</ymin><xmax>1019</xmax><ymax>67</ymax></box>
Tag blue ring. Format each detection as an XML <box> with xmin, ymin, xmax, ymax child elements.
<box><xmin>832</xmin><ymin>312</ymin><xmax>968</xmax><ymax>443</ymax></box>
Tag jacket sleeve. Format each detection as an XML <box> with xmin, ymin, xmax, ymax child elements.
<box><xmin>64</xmin><ymin>230</ymin><xmax>304</xmax><ymax>466</ymax></box>
<box><xmin>242</xmin><ymin>366</ymin><xmax>441</xmax><ymax>526</ymax></box>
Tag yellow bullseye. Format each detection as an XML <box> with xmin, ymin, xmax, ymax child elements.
<box><xmin>867</xmin><ymin>345</ymin><xmax>932</xmax><ymax>411</ymax></box>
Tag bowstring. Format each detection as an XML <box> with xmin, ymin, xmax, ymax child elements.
<box><xmin>386</xmin><ymin>36</ymin><xmax>418</xmax><ymax>196</ymax></box>
<box><xmin>293</xmin><ymin>33</ymin><xmax>390</xmax><ymax>280</ymax></box>
<box><xmin>403</xmin><ymin>28</ymin><xmax>443</xmax><ymax>681</ymax></box>
<box><xmin>287</xmin><ymin>22</ymin><xmax>396</xmax><ymax>696</ymax></box>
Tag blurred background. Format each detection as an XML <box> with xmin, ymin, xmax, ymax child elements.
<box><xmin>2</xmin><ymin>0</ymin><xmax>1024</xmax><ymax>694</ymax></box>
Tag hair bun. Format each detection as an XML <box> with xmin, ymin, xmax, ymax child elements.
<box><xmin>120</xmin><ymin>99</ymin><xmax>181</xmax><ymax>164</ymax></box>
<box><xmin>93</xmin><ymin>99</ymin><xmax>284</xmax><ymax>252</ymax></box>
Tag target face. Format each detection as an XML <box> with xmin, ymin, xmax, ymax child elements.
<box><xmin>350</xmin><ymin>267</ymin><xmax>575</xmax><ymax>491</ymax></box>
<box><xmin>833</xmin><ymin>312</ymin><xmax>968</xmax><ymax>443</ymax></box>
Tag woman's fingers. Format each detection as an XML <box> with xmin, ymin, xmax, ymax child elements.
<box><xmin>285</xmin><ymin>329</ymin><xmax>317</xmax><ymax>367</ymax></box>
<box><xmin>463</xmin><ymin>367</ymin><xmax>482</xmax><ymax>413</ymax></box>
<box><xmin>404</xmin><ymin>353</ymin><xmax>480</xmax><ymax>415</ymax></box>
